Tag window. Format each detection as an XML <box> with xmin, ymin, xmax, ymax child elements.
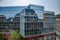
<box><xmin>38</xmin><ymin>22</ymin><xmax>43</xmax><ymax>27</ymax></box>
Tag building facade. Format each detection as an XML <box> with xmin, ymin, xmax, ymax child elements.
<box><xmin>56</xmin><ymin>15</ymin><xmax>60</xmax><ymax>40</ymax></box>
<box><xmin>20</xmin><ymin>4</ymin><xmax>56</xmax><ymax>40</ymax></box>
<box><xmin>0</xmin><ymin>4</ymin><xmax>56</xmax><ymax>40</ymax></box>
<box><xmin>0</xmin><ymin>14</ymin><xmax>20</xmax><ymax>32</ymax></box>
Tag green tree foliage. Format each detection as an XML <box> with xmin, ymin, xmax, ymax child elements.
<box><xmin>8</xmin><ymin>30</ymin><xmax>24</xmax><ymax>40</ymax></box>
<box><xmin>0</xmin><ymin>32</ymin><xmax>4</xmax><ymax>40</ymax></box>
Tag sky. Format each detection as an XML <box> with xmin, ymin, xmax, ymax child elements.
<box><xmin>0</xmin><ymin>0</ymin><xmax>60</xmax><ymax>14</ymax></box>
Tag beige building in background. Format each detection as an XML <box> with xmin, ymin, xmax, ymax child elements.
<box><xmin>56</xmin><ymin>18</ymin><xmax>60</xmax><ymax>32</ymax></box>
<box><xmin>56</xmin><ymin>15</ymin><xmax>60</xmax><ymax>40</ymax></box>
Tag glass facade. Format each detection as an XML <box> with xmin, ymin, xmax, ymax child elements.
<box><xmin>0</xmin><ymin>4</ymin><xmax>56</xmax><ymax>40</ymax></box>
<box><xmin>29</xmin><ymin>4</ymin><xmax>44</xmax><ymax>19</ymax></box>
<box><xmin>20</xmin><ymin>5</ymin><xmax>56</xmax><ymax>38</ymax></box>
<box><xmin>20</xmin><ymin>9</ymin><xmax>44</xmax><ymax>36</ymax></box>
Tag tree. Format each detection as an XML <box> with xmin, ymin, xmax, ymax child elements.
<box><xmin>8</xmin><ymin>30</ymin><xmax>24</xmax><ymax>40</ymax></box>
<box><xmin>0</xmin><ymin>32</ymin><xmax>4</xmax><ymax>40</ymax></box>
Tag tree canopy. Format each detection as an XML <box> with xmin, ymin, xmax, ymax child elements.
<box><xmin>0</xmin><ymin>32</ymin><xmax>4</xmax><ymax>40</ymax></box>
<box><xmin>8</xmin><ymin>30</ymin><xmax>24</xmax><ymax>40</ymax></box>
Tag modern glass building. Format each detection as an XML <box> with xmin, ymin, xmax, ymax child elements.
<box><xmin>19</xmin><ymin>4</ymin><xmax>56</xmax><ymax>40</ymax></box>
<box><xmin>0</xmin><ymin>4</ymin><xmax>56</xmax><ymax>40</ymax></box>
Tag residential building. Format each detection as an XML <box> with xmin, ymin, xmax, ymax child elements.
<box><xmin>0</xmin><ymin>15</ymin><xmax>9</xmax><ymax>32</ymax></box>
<box><xmin>56</xmin><ymin>14</ymin><xmax>60</xmax><ymax>40</ymax></box>
<box><xmin>13</xmin><ymin>13</ymin><xmax>20</xmax><ymax>30</ymax></box>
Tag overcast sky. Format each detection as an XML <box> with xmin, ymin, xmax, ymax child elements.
<box><xmin>0</xmin><ymin>0</ymin><xmax>60</xmax><ymax>14</ymax></box>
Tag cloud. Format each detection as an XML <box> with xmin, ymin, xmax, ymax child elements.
<box><xmin>0</xmin><ymin>0</ymin><xmax>43</xmax><ymax>6</ymax></box>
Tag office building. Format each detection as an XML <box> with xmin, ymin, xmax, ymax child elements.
<box><xmin>20</xmin><ymin>4</ymin><xmax>56</xmax><ymax>40</ymax></box>
<box><xmin>0</xmin><ymin>4</ymin><xmax>56</xmax><ymax>40</ymax></box>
